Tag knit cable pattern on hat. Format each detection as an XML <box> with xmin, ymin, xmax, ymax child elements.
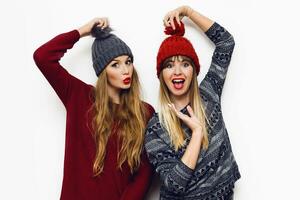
<box><xmin>156</xmin><ymin>21</ymin><xmax>200</xmax><ymax>77</ymax></box>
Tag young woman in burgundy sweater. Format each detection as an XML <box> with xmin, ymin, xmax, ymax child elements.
<box><xmin>33</xmin><ymin>17</ymin><xmax>154</xmax><ymax>200</ymax></box>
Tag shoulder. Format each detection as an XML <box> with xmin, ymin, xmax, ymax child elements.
<box><xmin>67</xmin><ymin>76</ymin><xmax>95</xmax><ymax>104</ymax></box>
<box><xmin>146</xmin><ymin>112</ymin><xmax>159</xmax><ymax>128</ymax></box>
<box><xmin>142</xmin><ymin>102</ymin><xmax>156</xmax><ymax>121</ymax></box>
<box><xmin>145</xmin><ymin>113</ymin><xmax>161</xmax><ymax>138</ymax></box>
<box><xmin>142</xmin><ymin>102</ymin><xmax>155</xmax><ymax>114</ymax></box>
<box><xmin>145</xmin><ymin>113</ymin><xmax>169</xmax><ymax>143</ymax></box>
<box><xmin>72</xmin><ymin>78</ymin><xmax>94</xmax><ymax>96</ymax></box>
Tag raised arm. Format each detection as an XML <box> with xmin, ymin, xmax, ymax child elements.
<box><xmin>200</xmin><ymin>21</ymin><xmax>235</xmax><ymax>102</ymax></box>
<box><xmin>164</xmin><ymin>6</ymin><xmax>235</xmax><ymax>103</ymax></box>
<box><xmin>163</xmin><ymin>5</ymin><xmax>214</xmax><ymax>32</ymax></box>
<box><xmin>33</xmin><ymin>18</ymin><xmax>109</xmax><ymax>107</ymax></box>
<box><xmin>185</xmin><ymin>7</ymin><xmax>236</xmax><ymax>102</ymax></box>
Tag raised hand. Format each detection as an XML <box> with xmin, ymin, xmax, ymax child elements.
<box><xmin>77</xmin><ymin>17</ymin><xmax>109</xmax><ymax>37</ymax></box>
<box><xmin>163</xmin><ymin>6</ymin><xmax>193</xmax><ymax>29</ymax></box>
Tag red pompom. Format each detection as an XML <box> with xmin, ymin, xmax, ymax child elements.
<box><xmin>164</xmin><ymin>20</ymin><xmax>185</xmax><ymax>36</ymax></box>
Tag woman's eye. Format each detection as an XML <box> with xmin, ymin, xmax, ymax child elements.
<box><xmin>111</xmin><ymin>63</ymin><xmax>118</xmax><ymax>67</ymax></box>
<box><xmin>183</xmin><ymin>62</ymin><xmax>190</xmax><ymax>67</ymax></box>
<box><xmin>126</xmin><ymin>60</ymin><xmax>132</xmax><ymax>65</ymax></box>
<box><xmin>166</xmin><ymin>63</ymin><xmax>173</xmax><ymax>68</ymax></box>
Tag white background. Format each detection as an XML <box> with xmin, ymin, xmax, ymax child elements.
<box><xmin>1</xmin><ymin>0</ymin><xmax>300</xmax><ymax>199</ymax></box>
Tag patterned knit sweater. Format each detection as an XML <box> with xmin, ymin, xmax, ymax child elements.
<box><xmin>145</xmin><ymin>22</ymin><xmax>241</xmax><ymax>200</ymax></box>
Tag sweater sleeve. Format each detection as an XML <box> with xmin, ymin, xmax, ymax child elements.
<box><xmin>199</xmin><ymin>22</ymin><xmax>235</xmax><ymax>103</ymax></box>
<box><xmin>33</xmin><ymin>30</ymin><xmax>82</xmax><ymax>108</ymax></box>
<box><xmin>144</xmin><ymin>120</ymin><xmax>194</xmax><ymax>195</ymax></box>
<box><xmin>120</xmin><ymin>104</ymin><xmax>156</xmax><ymax>200</ymax></box>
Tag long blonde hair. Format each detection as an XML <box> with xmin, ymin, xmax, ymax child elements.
<box><xmin>158</xmin><ymin>56</ymin><xmax>209</xmax><ymax>151</ymax></box>
<box><xmin>88</xmin><ymin>68</ymin><xmax>147</xmax><ymax>176</ymax></box>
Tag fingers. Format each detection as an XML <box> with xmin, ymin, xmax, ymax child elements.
<box><xmin>96</xmin><ymin>19</ymin><xmax>104</xmax><ymax>27</ymax></box>
<box><xmin>175</xmin><ymin>12</ymin><xmax>181</xmax><ymax>26</ymax></box>
<box><xmin>168</xmin><ymin>103</ymin><xmax>191</xmax><ymax>123</ymax></box>
<box><xmin>169</xmin><ymin>15</ymin><xmax>175</xmax><ymax>30</ymax></box>
<box><xmin>187</xmin><ymin>105</ymin><xmax>196</xmax><ymax>118</ymax></box>
<box><xmin>163</xmin><ymin>13</ymin><xmax>171</xmax><ymax>27</ymax></box>
<box><xmin>94</xmin><ymin>17</ymin><xmax>109</xmax><ymax>29</ymax></box>
<box><xmin>164</xmin><ymin>7</ymin><xmax>186</xmax><ymax>29</ymax></box>
<box><xmin>168</xmin><ymin>104</ymin><xmax>195</xmax><ymax>118</ymax></box>
<box><xmin>102</xmin><ymin>18</ymin><xmax>109</xmax><ymax>28</ymax></box>
<box><xmin>164</xmin><ymin>12</ymin><xmax>178</xmax><ymax>29</ymax></box>
<box><xmin>168</xmin><ymin>104</ymin><xmax>202</xmax><ymax>132</ymax></box>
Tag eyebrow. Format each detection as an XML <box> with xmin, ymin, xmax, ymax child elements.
<box><xmin>181</xmin><ymin>59</ymin><xmax>192</xmax><ymax>63</ymax></box>
<box><xmin>164</xmin><ymin>59</ymin><xmax>174</xmax><ymax>64</ymax></box>
<box><xmin>164</xmin><ymin>59</ymin><xmax>191</xmax><ymax>64</ymax></box>
<box><xmin>112</xmin><ymin>56</ymin><xmax>131</xmax><ymax>62</ymax></box>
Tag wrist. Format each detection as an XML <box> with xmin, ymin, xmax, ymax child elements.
<box><xmin>78</xmin><ymin>26</ymin><xmax>89</xmax><ymax>37</ymax></box>
<box><xmin>77</xmin><ymin>28</ymin><xmax>85</xmax><ymax>37</ymax></box>
<box><xmin>184</xmin><ymin>6</ymin><xmax>194</xmax><ymax>18</ymax></box>
<box><xmin>192</xmin><ymin>128</ymin><xmax>203</xmax><ymax>138</ymax></box>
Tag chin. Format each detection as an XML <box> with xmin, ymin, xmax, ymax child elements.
<box><xmin>169</xmin><ymin>87</ymin><xmax>189</xmax><ymax>97</ymax></box>
<box><xmin>121</xmin><ymin>84</ymin><xmax>131</xmax><ymax>89</ymax></box>
<box><xmin>171</xmin><ymin>91</ymin><xmax>186</xmax><ymax>97</ymax></box>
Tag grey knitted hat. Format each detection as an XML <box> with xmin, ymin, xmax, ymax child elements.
<box><xmin>91</xmin><ymin>26</ymin><xmax>133</xmax><ymax>76</ymax></box>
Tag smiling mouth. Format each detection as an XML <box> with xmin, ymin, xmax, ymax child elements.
<box><xmin>172</xmin><ymin>79</ymin><xmax>185</xmax><ymax>90</ymax></box>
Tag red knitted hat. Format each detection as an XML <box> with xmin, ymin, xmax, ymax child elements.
<box><xmin>156</xmin><ymin>21</ymin><xmax>200</xmax><ymax>77</ymax></box>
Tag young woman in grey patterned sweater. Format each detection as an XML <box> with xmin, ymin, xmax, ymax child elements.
<box><xmin>145</xmin><ymin>6</ymin><xmax>241</xmax><ymax>200</ymax></box>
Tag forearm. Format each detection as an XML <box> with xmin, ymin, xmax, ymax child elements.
<box><xmin>199</xmin><ymin>22</ymin><xmax>235</xmax><ymax>101</ymax></box>
<box><xmin>185</xmin><ymin>6</ymin><xmax>214</xmax><ymax>32</ymax></box>
<box><xmin>181</xmin><ymin>130</ymin><xmax>202</xmax><ymax>170</ymax></box>
<box><xmin>77</xmin><ymin>27</ymin><xmax>88</xmax><ymax>38</ymax></box>
<box><xmin>33</xmin><ymin>30</ymin><xmax>80</xmax><ymax>106</ymax></box>
<box><xmin>145</xmin><ymin>130</ymin><xmax>194</xmax><ymax>194</ymax></box>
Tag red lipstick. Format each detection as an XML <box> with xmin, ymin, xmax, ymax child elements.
<box><xmin>123</xmin><ymin>77</ymin><xmax>131</xmax><ymax>85</ymax></box>
<box><xmin>172</xmin><ymin>78</ymin><xmax>185</xmax><ymax>90</ymax></box>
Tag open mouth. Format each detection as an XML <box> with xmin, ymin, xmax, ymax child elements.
<box><xmin>172</xmin><ymin>78</ymin><xmax>185</xmax><ymax>89</ymax></box>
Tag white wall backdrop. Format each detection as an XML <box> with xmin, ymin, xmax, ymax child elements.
<box><xmin>1</xmin><ymin>0</ymin><xmax>300</xmax><ymax>199</ymax></box>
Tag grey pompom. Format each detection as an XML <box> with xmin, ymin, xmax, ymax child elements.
<box><xmin>91</xmin><ymin>26</ymin><xmax>113</xmax><ymax>39</ymax></box>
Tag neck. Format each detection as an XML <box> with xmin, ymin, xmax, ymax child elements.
<box><xmin>107</xmin><ymin>84</ymin><xmax>121</xmax><ymax>104</ymax></box>
<box><xmin>170</xmin><ymin>92</ymin><xmax>190</xmax><ymax>110</ymax></box>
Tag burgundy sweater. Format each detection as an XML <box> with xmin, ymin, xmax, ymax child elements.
<box><xmin>33</xmin><ymin>30</ymin><xmax>155</xmax><ymax>200</ymax></box>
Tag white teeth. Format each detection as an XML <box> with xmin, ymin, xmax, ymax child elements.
<box><xmin>172</xmin><ymin>79</ymin><xmax>184</xmax><ymax>83</ymax></box>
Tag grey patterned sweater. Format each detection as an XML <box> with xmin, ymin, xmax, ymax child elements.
<box><xmin>145</xmin><ymin>22</ymin><xmax>241</xmax><ymax>200</ymax></box>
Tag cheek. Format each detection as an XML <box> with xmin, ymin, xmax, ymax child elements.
<box><xmin>129</xmin><ymin>65</ymin><xmax>134</xmax><ymax>76</ymax></box>
<box><xmin>106</xmin><ymin>69</ymin><xmax>121</xmax><ymax>85</ymax></box>
<box><xmin>162</xmin><ymin>70</ymin><xmax>171</xmax><ymax>83</ymax></box>
<box><xmin>161</xmin><ymin>71</ymin><xmax>173</xmax><ymax>92</ymax></box>
<box><xmin>185</xmin><ymin>68</ymin><xmax>194</xmax><ymax>81</ymax></box>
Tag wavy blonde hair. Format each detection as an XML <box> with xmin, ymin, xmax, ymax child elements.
<box><xmin>158</xmin><ymin>55</ymin><xmax>209</xmax><ymax>151</ymax></box>
<box><xmin>88</xmin><ymin>68</ymin><xmax>147</xmax><ymax>176</ymax></box>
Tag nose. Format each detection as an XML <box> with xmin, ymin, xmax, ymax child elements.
<box><xmin>174</xmin><ymin>63</ymin><xmax>182</xmax><ymax>75</ymax></box>
<box><xmin>121</xmin><ymin>64</ymin><xmax>129</xmax><ymax>74</ymax></box>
